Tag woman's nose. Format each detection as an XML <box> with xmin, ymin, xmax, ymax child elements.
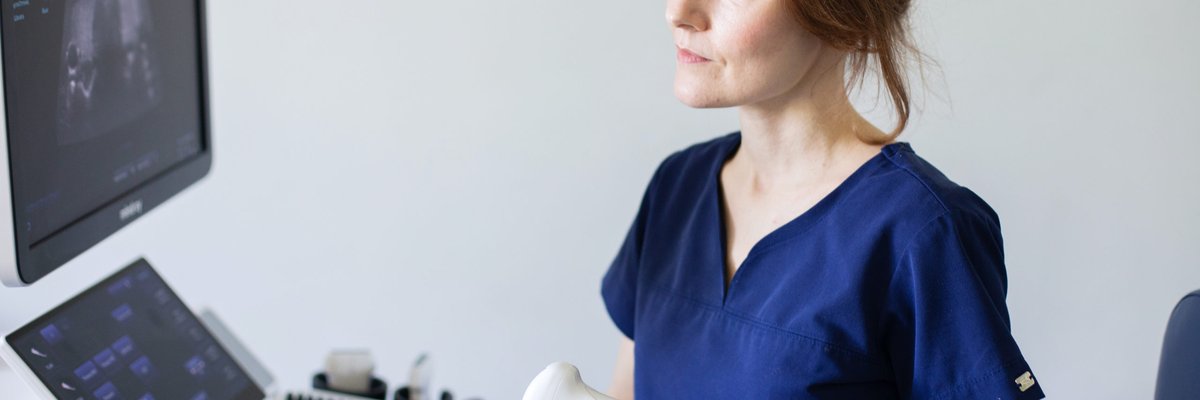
<box><xmin>665</xmin><ymin>0</ymin><xmax>708</xmax><ymax>31</ymax></box>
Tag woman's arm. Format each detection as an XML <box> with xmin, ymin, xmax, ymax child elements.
<box><xmin>608</xmin><ymin>337</ymin><xmax>635</xmax><ymax>399</ymax></box>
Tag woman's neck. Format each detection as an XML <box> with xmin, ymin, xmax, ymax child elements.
<box><xmin>732</xmin><ymin>59</ymin><xmax>885</xmax><ymax>189</ymax></box>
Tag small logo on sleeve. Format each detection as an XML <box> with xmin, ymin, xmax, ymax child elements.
<box><xmin>1014</xmin><ymin>371</ymin><xmax>1036</xmax><ymax>392</ymax></box>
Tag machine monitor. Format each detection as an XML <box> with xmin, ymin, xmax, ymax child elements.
<box><xmin>0</xmin><ymin>0</ymin><xmax>212</xmax><ymax>286</ymax></box>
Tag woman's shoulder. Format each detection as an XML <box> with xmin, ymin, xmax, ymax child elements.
<box><xmin>873</xmin><ymin>142</ymin><xmax>1000</xmax><ymax>224</ymax></box>
<box><xmin>849</xmin><ymin>142</ymin><xmax>1003</xmax><ymax>249</ymax></box>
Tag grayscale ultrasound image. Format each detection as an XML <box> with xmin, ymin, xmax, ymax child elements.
<box><xmin>56</xmin><ymin>0</ymin><xmax>161</xmax><ymax>145</ymax></box>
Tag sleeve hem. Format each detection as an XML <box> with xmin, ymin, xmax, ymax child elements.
<box><xmin>601</xmin><ymin>279</ymin><xmax>635</xmax><ymax>340</ymax></box>
<box><xmin>932</xmin><ymin>358</ymin><xmax>1045</xmax><ymax>400</ymax></box>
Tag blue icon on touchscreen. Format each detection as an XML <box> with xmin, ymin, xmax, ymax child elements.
<box><xmin>112</xmin><ymin>335</ymin><xmax>135</xmax><ymax>358</ymax></box>
<box><xmin>93</xmin><ymin>382</ymin><xmax>119</xmax><ymax>400</ymax></box>
<box><xmin>185</xmin><ymin>355</ymin><xmax>206</xmax><ymax>376</ymax></box>
<box><xmin>107</xmin><ymin>277</ymin><xmax>134</xmax><ymax>295</ymax></box>
<box><xmin>130</xmin><ymin>355</ymin><xmax>155</xmax><ymax>379</ymax></box>
<box><xmin>111</xmin><ymin>304</ymin><xmax>134</xmax><ymax>322</ymax></box>
<box><xmin>39</xmin><ymin>324</ymin><xmax>63</xmax><ymax>344</ymax></box>
<box><xmin>93</xmin><ymin>348</ymin><xmax>118</xmax><ymax>371</ymax></box>
<box><xmin>73</xmin><ymin>361</ymin><xmax>99</xmax><ymax>382</ymax></box>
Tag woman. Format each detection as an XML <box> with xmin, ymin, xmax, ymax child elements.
<box><xmin>600</xmin><ymin>0</ymin><xmax>1044</xmax><ymax>398</ymax></box>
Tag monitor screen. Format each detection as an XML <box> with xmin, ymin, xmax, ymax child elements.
<box><xmin>0</xmin><ymin>0</ymin><xmax>212</xmax><ymax>286</ymax></box>
<box><xmin>4</xmin><ymin>259</ymin><xmax>264</xmax><ymax>400</ymax></box>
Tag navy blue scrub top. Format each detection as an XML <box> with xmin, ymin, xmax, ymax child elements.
<box><xmin>601</xmin><ymin>133</ymin><xmax>1044</xmax><ymax>399</ymax></box>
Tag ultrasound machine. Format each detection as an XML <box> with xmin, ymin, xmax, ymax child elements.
<box><xmin>0</xmin><ymin>1</ymin><xmax>611</xmax><ymax>399</ymax></box>
<box><xmin>0</xmin><ymin>1</ymin><xmax>378</xmax><ymax>399</ymax></box>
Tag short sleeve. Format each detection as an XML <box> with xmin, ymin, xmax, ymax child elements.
<box><xmin>885</xmin><ymin>208</ymin><xmax>1045</xmax><ymax>400</ymax></box>
<box><xmin>600</xmin><ymin>159</ymin><xmax>668</xmax><ymax>340</ymax></box>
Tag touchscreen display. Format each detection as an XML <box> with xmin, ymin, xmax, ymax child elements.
<box><xmin>1</xmin><ymin>0</ymin><xmax>205</xmax><ymax>245</ymax></box>
<box><xmin>5</xmin><ymin>260</ymin><xmax>263</xmax><ymax>400</ymax></box>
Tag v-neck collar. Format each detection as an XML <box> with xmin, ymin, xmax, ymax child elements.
<box><xmin>706</xmin><ymin>133</ymin><xmax>908</xmax><ymax>306</ymax></box>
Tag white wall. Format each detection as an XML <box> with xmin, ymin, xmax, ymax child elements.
<box><xmin>3</xmin><ymin>0</ymin><xmax>1198</xmax><ymax>398</ymax></box>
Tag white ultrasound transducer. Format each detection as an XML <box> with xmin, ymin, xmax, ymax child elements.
<box><xmin>522</xmin><ymin>362</ymin><xmax>617</xmax><ymax>400</ymax></box>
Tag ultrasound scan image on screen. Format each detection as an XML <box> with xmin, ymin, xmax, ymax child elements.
<box><xmin>1</xmin><ymin>0</ymin><xmax>205</xmax><ymax>246</ymax></box>
<box><xmin>57</xmin><ymin>0</ymin><xmax>162</xmax><ymax>145</ymax></box>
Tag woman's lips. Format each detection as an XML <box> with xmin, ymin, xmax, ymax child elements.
<box><xmin>676</xmin><ymin>47</ymin><xmax>710</xmax><ymax>64</ymax></box>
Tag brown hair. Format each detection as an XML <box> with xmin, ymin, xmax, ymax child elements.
<box><xmin>787</xmin><ymin>0</ymin><xmax>919</xmax><ymax>141</ymax></box>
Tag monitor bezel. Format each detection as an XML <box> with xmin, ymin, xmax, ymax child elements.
<box><xmin>0</xmin><ymin>0</ymin><xmax>214</xmax><ymax>287</ymax></box>
<box><xmin>0</xmin><ymin>258</ymin><xmax>266</xmax><ymax>400</ymax></box>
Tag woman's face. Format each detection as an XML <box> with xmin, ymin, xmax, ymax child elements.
<box><xmin>667</xmin><ymin>0</ymin><xmax>830</xmax><ymax>108</ymax></box>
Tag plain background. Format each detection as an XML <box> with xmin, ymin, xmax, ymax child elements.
<box><xmin>2</xmin><ymin>0</ymin><xmax>1199</xmax><ymax>398</ymax></box>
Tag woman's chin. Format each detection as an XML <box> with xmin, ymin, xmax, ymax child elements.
<box><xmin>673</xmin><ymin>85</ymin><xmax>728</xmax><ymax>109</ymax></box>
